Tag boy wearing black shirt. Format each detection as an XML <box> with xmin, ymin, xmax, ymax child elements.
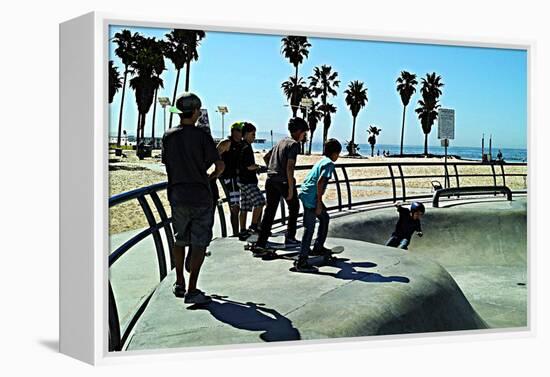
<box><xmin>385</xmin><ymin>201</ymin><xmax>425</xmax><ymax>250</ymax></box>
<box><xmin>238</xmin><ymin>122</ymin><xmax>266</xmax><ymax>240</ymax></box>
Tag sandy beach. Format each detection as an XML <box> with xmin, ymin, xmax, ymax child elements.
<box><xmin>109</xmin><ymin>149</ymin><xmax>527</xmax><ymax>234</ymax></box>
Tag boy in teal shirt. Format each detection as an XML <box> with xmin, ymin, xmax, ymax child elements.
<box><xmin>296</xmin><ymin>139</ymin><xmax>342</xmax><ymax>272</ymax></box>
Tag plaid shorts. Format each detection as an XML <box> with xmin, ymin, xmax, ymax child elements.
<box><xmin>239</xmin><ymin>183</ymin><xmax>266</xmax><ymax>212</ymax></box>
<box><xmin>221</xmin><ymin>177</ymin><xmax>240</xmax><ymax>207</ymax></box>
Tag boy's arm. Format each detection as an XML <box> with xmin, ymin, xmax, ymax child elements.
<box><xmin>315</xmin><ymin>176</ymin><xmax>329</xmax><ymax>214</ymax></box>
<box><xmin>217</xmin><ymin>139</ymin><xmax>230</xmax><ymax>155</ymax></box>
<box><xmin>286</xmin><ymin>159</ymin><xmax>296</xmax><ymax>200</ymax></box>
<box><xmin>263</xmin><ymin>148</ymin><xmax>273</xmax><ymax>165</ymax></box>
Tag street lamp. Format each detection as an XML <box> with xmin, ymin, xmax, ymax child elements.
<box><xmin>158</xmin><ymin>97</ymin><xmax>171</xmax><ymax>134</ymax></box>
<box><xmin>216</xmin><ymin>106</ymin><xmax>229</xmax><ymax>139</ymax></box>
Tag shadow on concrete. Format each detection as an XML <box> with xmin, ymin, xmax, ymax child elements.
<box><xmin>188</xmin><ymin>295</ymin><xmax>301</xmax><ymax>342</ymax></box>
<box><xmin>312</xmin><ymin>260</ymin><xmax>410</xmax><ymax>284</ymax></box>
<box><xmin>38</xmin><ymin>339</ymin><xmax>59</xmax><ymax>353</ymax></box>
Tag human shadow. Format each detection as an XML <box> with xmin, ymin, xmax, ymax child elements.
<box><xmin>311</xmin><ymin>259</ymin><xmax>410</xmax><ymax>284</ymax></box>
<box><xmin>187</xmin><ymin>295</ymin><xmax>301</xmax><ymax>342</ymax></box>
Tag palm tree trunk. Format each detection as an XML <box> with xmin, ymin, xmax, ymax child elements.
<box><xmin>400</xmin><ymin>105</ymin><xmax>406</xmax><ymax>155</ymax></box>
<box><xmin>151</xmin><ymin>88</ymin><xmax>158</xmax><ymax>144</ymax></box>
<box><xmin>292</xmin><ymin>64</ymin><xmax>299</xmax><ymax>117</ymax></box>
<box><xmin>169</xmin><ymin>68</ymin><xmax>181</xmax><ymax>129</ymax></box>
<box><xmin>308</xmin><ymin>130</ymin><xmax>314</xmax><ymax>155</ymax></box>
<box><xmin>424</xmin><ymin>133</ymin><xmax>428</xmax><ymax>156</ymax></box>
<box><xmin>116</xmin><ymin>68</ymin><xmax>128</xmax><ymax>147</ymax></box>
<box><xmin>141</xmin><ymin>113</ymin><xmax>147</xmax><ymax>142</ymax></box>
<box><xmin>185</xmin><ymin>59</ymin><xmax>191</xmax><ymax>91</ymax></box>
<box><xmin>136</xmin><ymin>114</ymin><xmax>141</xmax><ymax>146</ymax></box>
<box><xmin>350</xmin><ymin>116</ymin><xmax>357</xmax><ymax>155</ymax></box>
<box><xmin>371</xmin><ymin>144</ymin><xmax>374</xmax><ymax>157</ymax></box>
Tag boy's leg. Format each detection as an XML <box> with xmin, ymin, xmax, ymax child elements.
<box><xmin>284</xmin><ymin>184</ymin><xmax>300</xmax><ymax>240</ymax></box>
<box><xmin>385</xmin><ymin>236</ymin><xmax>400</xmax><ymax>247</ymax></box>
<box><xmin>239</xmin><ymin>210</ymin><xmax>248</xmax><ymax>233</ymax></box>
<box><xmin>398</xmin><ymin>238</ymin><xmax>410</xmax><ymax>250</ymax></box>
<box><xmin>230</xmin><ymin>205</ymin><xmax>240</xmax><ymax>236</ymax></box>
<box><xmin>300</xmin><ymin>207</ymin><xmax>317</xmax><ymax>259</ymax></box>
<box><xmin>257</xmin><ymin>179</ymin><xmax>280</xmax><ymax>247</ymax></box>
<box><xmin>173</xmin><ymin>245</ymin><xmax>186</xmax><ymax>286</ymax></box>
<box><xmin>188</xmin><ymin>245</ymin><xmax>206</xmax><ymax>292</ymax></box>
<box><xmin>251</xmin><ymin>205</ymin><xmax>263</xmax><ymax>229</ymax></box>
<box><xmin>186</xmin><ymin>206</ymin><xmax>214</xmax><ymax>299</ymax></box>
<box><xmin>313</xmin><ymin>209</ymin><xmax>330</xmax><ymax>250</ymax></box>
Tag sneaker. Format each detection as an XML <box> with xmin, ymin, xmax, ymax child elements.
<box><xmin>172</xmin><ymin>283</ymin><xmax>186</xmax><ymax>298</ymax></box>
<box><xmin>184</xmin><ymin>289</ymin><xmax>212</xmax><ymax>305</ymax></box>
<box><xmin>238</xmin><ymin>230</ymin><xmax>251</xmax><ymax>241</ymax></box>
<box><xmin>293</xmin><ymin>258</ymin><xmax>318</xmax><ymax>273</ymax></box>
<box><xmin>285</xmin><ymin>237</ymin><xmax>301</xmax><ymax>247</ymax></box>
<box><xmin>251</xmin><ymin>245</ymin><xmax>271</xmax><ymax>257</ymax></box>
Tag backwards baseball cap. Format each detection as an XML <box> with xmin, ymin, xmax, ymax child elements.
<box><xmin>169</xmin><ymin>92</ymin><xmax>202</xmax><ymax>114</ymax></box>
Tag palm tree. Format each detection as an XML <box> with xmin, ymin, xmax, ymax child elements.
<box><xmin>281</xmin><ymin>76</ymin><xmax>307</xmax><ymax>116</ymax></box>
<box><xmin>415</xmin><ymin>72</ymin><xmax>444</xmax><ymax>155</ymax></box>
<box><xmin>318</xmin><ymin>103</ymin><xmax>337</xmax><ymax>150</ymax></box>
<box><xmin>162</xmin><ymin>30</ymin><xmax>188</xmax><ymax>129</ymax></box>
<box><xmin>307</xmin><ymin>100</ymin><xmax>322</xmax><ymax>154</ymax></box>
<box><xmin>108</xmin><ymin>60</ymin><xmax>123</xmax><ymax>104</ymax></box>
<box><xmin>113</xmin><ymin>30</ymin><xmax>139</xmax><ymax>146</ymax></box>
<box><xmin>367</xmin><ymin>125</ymin><xmax>382</xmax><ymax>157</ymax></box>
<box><xmin>396</xmin><ymin>71</ymin><xmax>418</xmax><ymax>155</ymax></box>
<box><xmin>181</xmin><ymin>30</ymin><xmax>206</xmax><ymax>91</ymax></box>
<box><xmin>281</xmin><ymin>36</ymin><xmax>311</xmax><ymax>117</ymax></box>
<box><xmin>309</xmin><ymin>65</ymin><xmax>340</xmax><ymax>147</ymax></box>
<box><xmin>129</xmin><ymin>36</ymin><xmax>165</xmax><ymax>146</ymax></box>
<box><xmin>344</xmin><ymin>80</ymin><xmax>368</xmax><ymax>156</ymax></box>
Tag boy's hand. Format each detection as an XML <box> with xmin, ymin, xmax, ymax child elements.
<box><xmin>395</xmin><ymin>201</ymin><xmax>404</xmax><ymax>207</ymax></box>
<box><xmin>417</xmin><ymin>232</ymin><xmax>423</xmax><ymax>237</ymax></box>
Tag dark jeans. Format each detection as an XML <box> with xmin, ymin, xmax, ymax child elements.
<box><xmin>300</xmin><ymin>206</ymin><xmax>329</xmax><ymax>258</ymax></box>
<box><xmin>385</xmin><ymin>236</ymin><xmax>410</xmax><ymax>250</ymax></box>
<box><xmin>256</xmin><ymin>179</ymin><xmax>299</xmax><ymax>246</ymax></box>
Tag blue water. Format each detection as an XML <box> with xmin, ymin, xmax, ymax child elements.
<box><xmin>253</xmin><ymin>141</ymin><xmax>527</xmax><ymax>163</ymax></box>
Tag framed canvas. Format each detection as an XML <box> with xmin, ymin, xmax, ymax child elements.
<box><xmin>59</xmin><ymin>12</ymin><xmax>532</xmax><ymax>365</ymax></box>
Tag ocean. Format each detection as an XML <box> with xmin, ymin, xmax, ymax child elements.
<box><xmin>252</xmin><ymin>141</ymin><xmax>527</xmax><ymax>163</ymax></box>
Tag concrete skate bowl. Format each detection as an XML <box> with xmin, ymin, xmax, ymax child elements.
<box><xmin>328</xmin><ymin>197</ymin><xmax>528</xmax><ymax>329</ymax></box>
<box><xmin>108</xmin><ymin>161</ymin><xmax>528</xmax><ymax>351</ymax></box>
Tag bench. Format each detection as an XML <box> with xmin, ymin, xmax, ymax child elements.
<box><xmin>432</xmin><ymin>186</ymin><xmax>512</xmax><ymax>208</ymax></box>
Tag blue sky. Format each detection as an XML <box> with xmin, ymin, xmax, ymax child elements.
<box><xmin>109</xmin><ymin>25</ymin><xmax>527</xmax><ymax>149</ymax></box>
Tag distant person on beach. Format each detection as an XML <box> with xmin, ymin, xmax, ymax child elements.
<box><xmin>162</xmin><ymin>92</ymin><xmax>224</xmax><ymax>304</ymax></box>
<box><xmin>237</xmin><ymin>122</ymin><xmax>266</xmax><ymax>240</ymax></box>
<box><xmin>377</xmin><ymin>149</ymin><xmax>380</xmax><ymax>156</ymax></box>
<box><xmin>385</xmin><ymin>201</ymin><xmax>425</xmax><ymax>250</ymax></box>
<box><xmin>295</xmin><ymin>138</ymin><xmax>342</xmax><ymax>272</ymax></box>
<box><xmin>497</xmin><ymin>149</ymin><xmax>503</xmax><ymax>162</ymax></box>
<box><xmin>252</xmin><ymin>117</ymin><xmax>309</xmax><ymax>255</ymax></box>
<box><xmin>217</xmin><ymin>122</ymin><xmax>244</xmax><ymax>237</ymax></box>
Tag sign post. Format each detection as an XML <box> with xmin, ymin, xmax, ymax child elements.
<box><xmin>438</xmin><ymin>108</ymin><xmax>455</xmax><ymax>188</ymax></box>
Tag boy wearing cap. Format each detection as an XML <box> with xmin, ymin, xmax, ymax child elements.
<box><xmin>253</xmin><ymin>117</ymin><xmax>309</xmax><ymax>255</ymax></box>
<box><xmin>217</xmin><ymin>122</ymin><xmax>244</xmax><ymax>237</ymax></box>
<box><xmin>238</xmin><ymin>122</ymin><xmax>266</xmax><ymax>239</ymax></box>
<box><xmin>162</xmin><ymin>92</ymin><xmax>225</xmax><ymax>304</ymax></box>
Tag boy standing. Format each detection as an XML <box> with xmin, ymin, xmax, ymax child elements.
<box><xmin>162</xmin><ymin>92</ymin><xmax>224</xmax><ymax>304</ymax></box>
<box><xmin>253</xmin><ymin>117</ymin><xmax>309</xmax><ymax>254</ymax></box>
<box><xmin>238</xmin><ymin>122</ymin><xmax>266</xmax><ymax>240</ymax></box>
<box><xmin>385</xmin><ymin>201</ymin><xmax>425</xmax><ymax>250</ymax></box>
<box><xmin>217</xmin><ymin>123</ymin><xmax>244</xmax><ymax>237</ymax></box>
<box><xmin>295</xmin><ymin>139</ymin><xmax>342</xmax><ymax>272</ymax></box>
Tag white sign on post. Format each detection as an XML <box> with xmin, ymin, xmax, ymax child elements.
<box><xmin>438</xmin><ymin>108</ymin><xmax>455</xmax><ymax>140</ymax></box>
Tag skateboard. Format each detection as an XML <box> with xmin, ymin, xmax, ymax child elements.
<box><xmin>289</xmin><ymin>246</ymin><xmax>345</xmax><ymax>272</ymax></box>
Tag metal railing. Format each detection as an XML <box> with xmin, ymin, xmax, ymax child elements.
<box><xmin>108</xmin><ymin>160</ymin><xmax>527</xmax><ymax>351</ymax></box>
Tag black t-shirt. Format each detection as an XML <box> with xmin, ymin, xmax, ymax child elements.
<box><xmin>161</xmin><ymin>125</ymin><xmax>220</xmax><ymax>207</ymax></box>
<box><xmin>220</xmin><ymin>138</ymin><xmax>243</xmax><ymax>179</ymax></box>
<box><xmin>267</xmin><ymin>137</ymin><xmax>300</xmax><ymax>182</ymax></box>
<box><xmin>392</xmin><ymin>206</ymin><xmax>422</xmax><ymax>240</ymax></box>
<box><xmin>239</xmin><ymin>141</ymin><xmax>258</xmax><ymax>184</ymax></box>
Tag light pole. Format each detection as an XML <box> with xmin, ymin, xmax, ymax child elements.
<box><xmin>158</xmin><ymin>97</ymin><xmax>171</xmax><ymax>135</ymax></box>
<box><xmin>216</xmin><ymin>106</ymin><xmax>229</xmax><ymax>139</ymax></box>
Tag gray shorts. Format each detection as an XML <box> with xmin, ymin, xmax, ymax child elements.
<box><xmin>171</xmin><ymin>205</ymin><xmax>213</xmax><ymax>248</ymax></box>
